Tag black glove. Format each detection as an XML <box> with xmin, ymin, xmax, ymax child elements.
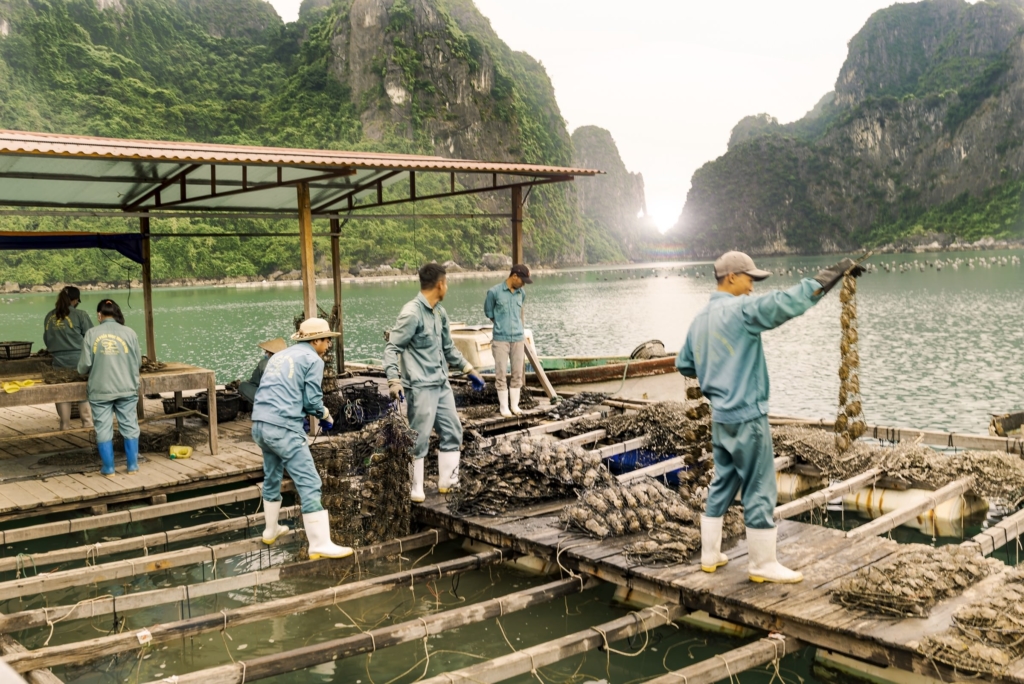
<box><xmin>814</xmin><ymin>258</ymin><xmax>866</xmax><ymax>294</ymax></box>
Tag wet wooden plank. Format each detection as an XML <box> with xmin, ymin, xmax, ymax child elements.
<box><xmin>8</xmin><ymin>479</ymin><xmax>60</xmax><ymax>508</ymax></box>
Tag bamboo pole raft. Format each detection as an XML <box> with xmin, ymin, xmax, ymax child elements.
<box><xmin>6</xmin><ymin>397</ymin><xmax>1024</xmax><ymax>684</ymax></box>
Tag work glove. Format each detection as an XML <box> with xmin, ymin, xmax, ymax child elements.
<box><xmin>320</xmin><ymin>408</ymin><xmax>334</xmax><ymax>432</ymax></box>
<box><xmin>469</xmin><ymin>373</ymin><xmax>486</xmax><ymax>392</ymax></box>
<box><xmin>814</xmin><ymin>258</ymin><xmax>866</xmax><ymax>295</ymax></box>
<box><xmin>388</xmin><ymin>378</ymin><xmax>405</xmax><ymax>402</ymax></box>
<box><xmin>303</xmin><ymin>417</ymin><xmax>310</xmax><ymax>433</ymax></box>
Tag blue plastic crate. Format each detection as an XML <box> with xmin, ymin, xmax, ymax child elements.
<box><xmin>606</xmin><ymin>448</ymin><xmax>690</xmax><ymax>486</ymax></box>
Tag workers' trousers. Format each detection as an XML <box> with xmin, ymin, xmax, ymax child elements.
<box><xmin>406</xmin><ymin>382</ymin><xmax>463</xmax><ymax>460</ymax></box>
<box><xmin>252</xmin><ymin>421</ymin><xmax>323</xmax><ymax>513</ymax></box>
<box><xmin>90</xmin><ymin>395</ymin><xmax>140</xmax><ymax>444</ymax></box>
<box><xmin>705</xmin><ymin>414</ymin><xmax>776</xmax><ymax>529</ymax></box>
<box><xmin>492</xmin><ymin>340</ymin><xmax>525</xmax><ymax>391</ymax></box>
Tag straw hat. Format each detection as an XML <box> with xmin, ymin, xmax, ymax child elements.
<box><xmin>291</xmin><ymin>317</ymin><xmax>341</xmax><ymax>341</ymax></box>
<box><xmin>258</xmin><ymin>337</ymin><xmax>287</xmax><ymax>354</ymax></box>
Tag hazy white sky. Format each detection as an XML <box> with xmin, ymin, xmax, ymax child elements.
<box><xmin>267</xmin><ymin>1</ymin><xmax>911</xmax><ymax>229</ymax></box>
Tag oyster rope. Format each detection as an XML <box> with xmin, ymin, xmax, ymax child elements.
<box><xmin>835</xmin><ymin>274</ymin><xmax>867</xmax><ymax>451</ymax></box>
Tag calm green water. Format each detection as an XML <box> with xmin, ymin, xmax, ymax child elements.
<box><xmin>4</xmin><ymin>253</ymin><xmax>1023</xmax><ymax>682</ymax></box>
<box><xmin>4</xmin><ymin>250</ymin><xmax>1023</xmax><ymax>433</ymax></box>
<box><xmin>0</xmin><ymin>499</ymin><xmax>822</xmax><ymax>684</ymax></box>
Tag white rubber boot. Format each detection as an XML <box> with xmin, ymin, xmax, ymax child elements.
<box><xmin>437</xmin><ymin>450</ymin><xmax>460</xmax><ymax>493</ymax></box>
<box><xmin>55</xmin><ymin>403</ymin><xmax>72</xmax><ymax>431</ymax></box>
<box><xmin>262</xmin><ymin>499</ymin><xmax>290</xmax><ymax>544</ymax></box>
<box><xmin>303</xmin><ymin>510</ymin><xmax>353</xmax><ymax>559</ymax></box>
<box><xmin>700</xmin><ymin>515</ymin><xmax>729</xmax><ymax>572</ymax></box>
<box><xmin>498</xmin><ymin>390</ymin><xmax>512</xmax><ymax>418</ymax></box>
<box><xmin>410</xmin><ymin>458</ymin><xmax>425</xmax><ymax>503</ymax></box>
<box><xmin>746</xmin><ymin>527</ymin><xmax>802</xmax><ymax>584</ymax></box>
<box><xmin>509</xmin><ymin>388</ymin><xmax>523</xmax><ymax>416</ymax></box>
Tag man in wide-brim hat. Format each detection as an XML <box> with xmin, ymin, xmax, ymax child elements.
<box><xmin>677</xmin><ymin>251</ymin><xmax>865</xmax><ymax>584</ymax></box>
<box><xmin>251</xmin><ymin>318</ymin><xmax>352</xmax><ymax>559</ymax></box>
<box><xmin>239</xmin><ymin>337</ymin><xmax>287</xmax><ymax>406</ymax></box>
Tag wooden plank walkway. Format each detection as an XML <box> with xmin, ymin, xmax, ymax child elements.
<box><xmin>0</xmin><ymin>398</ymin><xmax>263</xmax><ymax>522</ymax></box>
<box><xmin>414</xmin><ymin>494</ymin><xmax>1024</xmax><ymax>684</ymax></box>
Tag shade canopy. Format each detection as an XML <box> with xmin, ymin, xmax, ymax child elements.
<box><xmin>0</xmin><ymin>231</ymin><xmax>144</xmax><ymax>263</ymax></box>
<box><xmin>0</xmin><ymin>130</ymin><xmax>599</xmax><ymax>217</ymax></box>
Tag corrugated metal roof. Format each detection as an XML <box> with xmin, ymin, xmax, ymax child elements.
<box><xmin>0</xmin><ymin>129</ymin><xmax>599</xmax><ymax>176</ymax></box>
<box><xmin>0</xmin><ymin>129</ymin><xmax>599</xmax><ymax>216</ymax></box>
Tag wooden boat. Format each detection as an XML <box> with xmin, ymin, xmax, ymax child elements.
<box><xmin>991</xmin><ymin>411</ymin><xmax>1024</xmax><ymax>436</ymax></box>
<box><xmin>520</xmin><ymin>354</ymin><xmax>677</xmax><ymax>385</ymax></box>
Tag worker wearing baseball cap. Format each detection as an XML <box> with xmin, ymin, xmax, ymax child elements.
<box><xmin>677</xmin><ymin>251</ymin><xmax>865</xmax><ymax>583</ymax></box>
<box><xmin>251</xmin><ymin>318</ymin><xmax>351</xmax><ymax>560</ymax></box>
<box><xmin>484</xmin><ymin>264</ymin><xmax>533</xmax><ymax>417</ymax></box>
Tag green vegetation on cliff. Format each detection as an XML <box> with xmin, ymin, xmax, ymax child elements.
<box><xmin>0</xmin><ymin>0</ymin><xmax>605</xmax><ymax>285</ymax></box>
<box><xmin>673</xmin><ymin>0</ymin><xmax>1024</xmax><ymax>255</ymax></box>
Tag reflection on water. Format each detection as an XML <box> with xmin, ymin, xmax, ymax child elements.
<box><xmin>3</xmin><ymin>250</ymin><xmax>1022</xmax><ymax>433</ymax></box>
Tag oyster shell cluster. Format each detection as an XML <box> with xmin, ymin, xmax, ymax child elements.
<box><xmin>915</xmin><ymin>569</ymin><xmax>1024</xmax><ymax>674</ymax></box>
<box><xmin>774</xmin><ymin>426</ymin><xmax>1024</xmax><ymax>506</ymax></box>
<box><xmin>545</xmin><ymin>392</ymin><xmax>610</xmax><ymax>420</ymax></box>
<box><xmin>312</xmin><ymin>439</ymin><xmax>366</xmax><ymax>549</ymax></box>
<box><xmin>447</xmin><ymin>434</ymin><xmax>615</xmax><ymax>516</ymax></box>
<box><xmin>356</xmin><ymin>410</ymin><xmax>415</xmax><ymax>544</ymax></box>
<box><xmin>832</xmin><ymin>544</ymin><xmax>999</xmax><ymax>618</ymax></box>
<box><xmin>623</xmin><ymin>522</ymin><xmax>702</xmax><ymax>564</ymax></box>
<box><xmin>562</xmin><ymin>400</ymin><xmax>712</xmax><ymax>468</ymax></box>
<box><xmin>560</xmin><ymin>478</ymin><xmax>698</xmax><ymax>539</ymax></box>
<box><xmin>835</xmin><ymin>275</ymin><xmax>867</xmax><ymax>452</ymax></box>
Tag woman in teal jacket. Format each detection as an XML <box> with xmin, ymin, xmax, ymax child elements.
<box><xmin>77</xmin><ymin>299</ymin><xmax>142</xmax><ymax>477</ymax></box>
<box><xmin>43</xmin><ymin>286</ymin><xmax>93</xmax><ymax>430</ymax></box>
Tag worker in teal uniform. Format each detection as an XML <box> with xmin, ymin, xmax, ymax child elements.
<box><xmin>44</xmin><ymin>285</ymin><xmax>93</xmax><ymax>430</ymax></box>
<box><xmin>677</xmin><ymin>251</ymin><xmax>864</xmax><ymax>584</ymax></box>
<box><xmin>484</xmin><ymin>264</ymin><xmax>532</xmax><ymax>417</ymax></box>
<box><xmin>77</xmin><ymin>299</ymin><xmax>142</xmax><ymax>477</ymax></box>
<box><xmin>251</xmin><ymin>318</ymin><xmax>351</xmax><ymax>559</ymax></box>
<box><xmin>239</xmin><ymin>337</ymin><xmax>286</xmax><ymax>407</ymax></box>
<box><xmin>384</xmin><ymin>263</ymin><xmax>485</xmax><ymax>502</ymax></box>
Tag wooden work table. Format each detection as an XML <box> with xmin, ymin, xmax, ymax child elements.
<box><xmin>0</xmin><ymin>362</ymin><xmax>219</xmax><ymax>454</ymax></box>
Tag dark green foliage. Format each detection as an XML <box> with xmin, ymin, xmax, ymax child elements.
<box><xmin>863</xmin><ymin>181</ymin><xmax>1024</xmax><ymax>246</ymax></box>
<box><xmin>0</xmin><ymin>0</ymin><xmax>602</xmax><ymax>282</ymax></box>
<box><xmin>672</xmin><ymin>0</ymin><xmax>1024</xmax><ymax>254</ymax></box>
<box><xmin>944</xmin><ymin>52</ymin><xmax>1012</xmax><ymax>132</ymax></box>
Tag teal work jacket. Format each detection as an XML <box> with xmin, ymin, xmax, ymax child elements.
<box><xmin>44</xmin><ymin>307</ymin><xmax>93</xmax><ymax>368</ymax></box>
<box><xmin>484</xmin><ymin>281</ymin><xmax>525</xmax><ymax>342</ymax></box>
<box><xmin>77</xmin><ymin>318</ymin><xmax>142</xmax><ymax>401</ymax></box>
<box><xmin>384</xmin><ymin>293</ymin><xmax>473</xmax><ymax>389</ymax></box>
<box><xmin>251</xmin><ymin>343</ymin><xmax>328</xmax><ymax>434</ymax></box>
<box><xmin>676</xmin><ymin>278</ymin><xmax>823</xmax><ymax>424</ymax></box>
<box><xmin>239</xmin><ymin>355</ymin><xmax>269</xmax><ymax>404</ymax></box>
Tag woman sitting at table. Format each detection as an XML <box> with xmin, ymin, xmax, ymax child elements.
<box><xmin>78</xmin><ymin>299</ymin><xmax>142</xmax><ymax>477</ymax></box>
<box><xmin>43</xmin><ymin>286</ymin><xmax>93</xmax><ymax>431</ymax></box>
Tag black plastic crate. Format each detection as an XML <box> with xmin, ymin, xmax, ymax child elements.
<box><xmin>0</xmin><ymin>341</ymin><xmax>32</xmax><ymax>360</ymax></box>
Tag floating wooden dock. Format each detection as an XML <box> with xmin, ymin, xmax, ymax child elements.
<box><xmin>415</xmin><ymin>495</ymin><xmax>1024</xmax><ymax>683</ymax></box>
<box><xmin>0</xmin><ymin>396</ymin><xmax>263</xmax><ymax>522</ymax></box>
<box><xmin>3</xmin><ymin>395</ymin><xmax>1024</xmax><ymax>683</ymax></box>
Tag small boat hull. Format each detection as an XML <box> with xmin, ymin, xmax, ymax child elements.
<box><xmin>523</xmin><ymin>355</ymin><xmax>677</xmax><ymax>385</ymax></box>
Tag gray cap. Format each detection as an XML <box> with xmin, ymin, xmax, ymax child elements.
<box><xmin>713</xmin><ymin>251</ymin><xmax>771</xmax><ymax>281</ymax></box>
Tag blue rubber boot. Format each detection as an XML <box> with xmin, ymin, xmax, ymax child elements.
<box><xmin>124</xmin><ymin>437</ymin><xmax>140</xmax><ymax>474</ymax></box>
<box><xmin>98</xmin><ymin>441</ymin><xmax>116</xmax><ymax>477</ymax></box>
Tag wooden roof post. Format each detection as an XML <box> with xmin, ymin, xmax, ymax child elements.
<box><xmin>511</xmin><ymin>184</ymin><xmax>524</xmax><ymax>265</ymax></box>
<box><xmin>297</xmin><ymin>182</ymin><xmax>316</xmax><ymax>319</ymax></box>
<box><xmin>140</xmin><ymin>214</ymin><xmax>156</xmax><ymax>362</ymax></box>
<box><xmin>330</xmin><ymin>217</ymin><xmax>344</xmax><ymax>373</ymax></box>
